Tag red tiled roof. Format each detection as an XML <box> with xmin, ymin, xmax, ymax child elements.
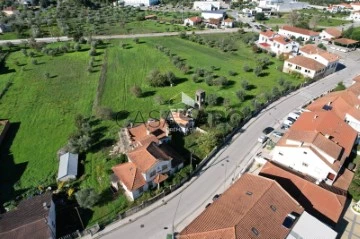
<box><xmin>260</xmin><ymin>162</ymin><xmax>346</xmax><ymax>224</ymax></box>
<box><xmin>300</xmin><ymin>44</ymin><xmax>339</xmax><ymax>62</ymax></box>
<box><xmin>333</xmin><ymin>168</ymin><xmax>354</xmax><ymax>191</ymax></box>
<box><xmin>153</xmin><ymin>173</ymin><xmax>168</xmax><ymax>184</ymax></box>
<box><xmin>224</xmin><ymin>18</ymin><xmax>233</xmax><ymax>22</ymax></box>
<box><xmin>179</xmin><ymin>174</ymin><xmax>304</xmax><ymax>239</ymax></box>
<box><xmin>290</xmin><ymin>111</ymin><xmax>357</xmax><ymax>160</ymax></box>
<box><xmin>281</xmin><ymin>25</ymin><xmax>319</xmax><ymax>36</ymax></box>
<box><xmin>323</xmin><ymin>28</ymin><xmax>342</xmax><ymax>38</ymax></box>
<box><xmin>0</xmin><ymin>192</ymin><xmax>53</xmax><ymax>239</ymax></box>
<box><xmin>259</xmin><ymin>30</ymin><xmax>275</xmax><ymax>38</ymax></box>
<box><xmin>273</xmin><ymin>35</ymin><xmax>292</xmax><ymax>45</ymax></box>
<box><xmin>171</xmin><ymin>112</ymin><xmax>192</xmax><ymax>127</ymax></box>
<box><xmin>128</xmin><ymin>119</ymin><xmax>168</xmax><ymax>146</ymax></box>
<box><xmin>189</xmin><ymin>16</ymin><xmax>202</xmax><ymax>23</ymax></box>
<box><xmin>112</xmin><ymin>162</ymin><xmax>146</xmax><ymax>191</ymax></box>
<box><xmin>334</xmin><ymin>38</ymin><xmax>359</xmax><ymax>45</ymax></box>
<box><xmin>353</xmin><ymin>75</ymin><xmax>360</xmax><ymax>82</ymax></box>
<box><xmin>286</xmin><ymin>55</ymin><xmax>325</xmax><ymax>71</ymax></box>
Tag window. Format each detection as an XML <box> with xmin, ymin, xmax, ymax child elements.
<box><xmin>304</xmin><ymin>69</ymin><xmax>309</xmax><ymax>73</ymax></box>
<box><xmin>303</xmin><ymin>151</ymin><xmax>307</xmax><ymax>155</ymax></box>
<box><xmin>251</xmin><ymin>227</ymin><xmax>259</xmax><ymax>236</ymax></box>
<box><xmin>296</xmin><ymin>66</ymin><xmax>302</xmax><ymax>70</ymax></box>
<box><xmin>302</xmin><ymin>162</ymin><xmax>308</xmax><ymax>167</ymax></box>
<box><xmin>162</xmin><ymin>165</ymin><xmax>168</xmax><ymax>171</ymax></box>
<box><xmin>288</xmin><ymin>63</ymin><xmax>292</xmax><ymax>67</ymax></box>
<box><xmin>150</xmin><ymin>171</ymin><xmax>156</xmax><ymax>177</ymax></box>
<box><xmin>278</xmin><ymin>152</ymin><xmax>283</xmax><ymax>156</ymax></box>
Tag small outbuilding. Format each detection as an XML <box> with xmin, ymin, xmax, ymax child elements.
<box><xmin>57</xmin><ymin>152</ymin><xmax>78</xmax><ymax>182</ymax></box>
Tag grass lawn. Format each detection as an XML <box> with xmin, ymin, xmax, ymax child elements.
<box><xmin>259</xmin><ymin>17</ymin><xmax>287</xmax><ymax>25</ymax></box>
<box><xmin>318</xmin><ymin>18</ymin><xmax>350</xmax><ymax>27</ymax></box>
<box><xmin>0</xmin><ymin>32</ymin><xmax>20</xmax><ymax>40</ymax></box>
<box><xmin>0</xmin><ymin>44</ymin><xmax>102</xmax><ymax>202</ymax></box>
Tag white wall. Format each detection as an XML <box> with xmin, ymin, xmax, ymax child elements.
<box><xmin>270</xmin><ymin>41</ymin><xmax>299</xmax><ymax>55</ymax></box>
<box><xmin>346</xmin><ymin>113</ymin><xmax>360</xmax><ymax>132</ymax></box>
<box><xmin>272</xmin><ymin>146</ymin><xmax>337</xmax><ymax>182</ymax></box>
<box><xmin>349</xmin><ymin>12</ymin><xmax>360</xmax><ymax>21</ymax></box>
<box><xmin>123</xmin><ymin>0</ymin><xmax>157</xmax><ymax>6</ymax></box>
<box><xmin>283</xmin><ymin>60</ymin><xmax>318</xmax><ymax>79</ymax></box>
<box><xmin>320</xmin><ymin>31</ymin><xmax>335</xmax><ymax>39</ymax></box>
<box><xmin>193</xmin><ymin>1</ymin><xmax>220</xmax><ymax>11</ymax></box>
<box><xmin>201</xmin><ymin>12</ymin><xmax>224</xmax><ymax>19</ymax></box>
<box><xmin>184</xmin><ymin>18</ymin><xmax>195</xmax><ymax>26</ymax></box>
<box><xmin>279</xmin><ymin>29</ymin><xmax>318</xmax><ymax>41</ymax></box>
<box><xmin>48</xmin><ymin>200</ymin><xmax>56</xmax><ymax>239</ymax></box>
<box><xmin>120</xmin><ymin>181</ymin><xmax>149</xmax><ymax>201</ymax></box>
<box><xmin>144</xmin><ymin>160</ymin><xmax>172</xmax><ymax>182</ymax></box>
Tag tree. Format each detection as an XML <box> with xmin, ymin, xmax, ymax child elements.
<box><xmin>134</xmin><ymin>38</ymin><xmax>140</xmax><ymax>44</ymax></box>
<box><xmin>243</xmin><ymin>65</ymin><xmax>251</xmax><ymax>72</ymax></box>
<box><xmin>206</xmin><ymin>93</ymin><xmax>218</xmax><ymax>106</ymax></box>
<box><xmin>317</xmin><ymin>43</ymin><xmax>327</xmax><ymax>50</ymax></box>
<box><xmin>214</xmin><ymin>76</ymin><xmax>228</xmax><ymax>86</ymax></box>
<box><xmin>309</xmin><ymin>15</ymin><xmax>320</xmax><ymax>30</ymax></box>
<box><xmin>254</xmin><ymin>66</ymin><xmax>262</xmax><ymax>77</ymax></box>
<box><xmin>96</xmin><ymin>107</ymin><xmax>114</xmax><ymax>120</ymax></box>
<box><xmin>287</xmin><ymin>11</ymin><xmax>300</xmax><ymax>26</ymax></box>
<box><xmin>130</xmin><ymin>85</ymin><xmax>142</xmax><ymax>97</ymax></box>
<box><xmin>241</xmin><ymin>80</ymin><xmax>249</xmax><ymax>90</ymax></box>
<box><xmin>255</xmin><ymin>12</ymin><xmax>266</xmax><ymax>21</ymax></box>
<box><xmin>154</xmin><ymin>95</ymin><xmax>164</xmax><ymax>105</ymax></box>
<box><xmin>147</xmin><ymin>69</ymin><xmax>170</xmax><ymax>87</ymax></box>
<box><xmin>236</xmin><ymin>90</ymin><xmax>245</xmax><ymax>101</ymax></box>
<box><xmin>196</xmin><ymin>132</ymin><xmax>218</xmax><ymax>154</ymax></box>
<box><xmin>333</xmin><ymin>81</ymin><xmax>346</xmax><ymax>91</ymax></box>
<box><xmin>75</xmin><ymin>188</ymin><xmax>99</xmax><ymax>209</ymax></box>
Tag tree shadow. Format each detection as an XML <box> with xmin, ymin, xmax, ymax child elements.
<box><xmin>0</xmin><ymin>122</ymin><xmax>28</xmax><ymax>204</ymax></box>
<box><xmin>244</xmin><ymin>95</ymin><xmax>255</xmax><ymax>101</ymax></box>
<box><xmin>141</xmin><ymin>90</ymin><xmax>156</xmax><ymax>98</ymax></box>
<box><xmin>96</xmin><ymin>188</ymin><xmax>117</xmax><ymax>207</ymax></box>
<box><xmin>115</xmin><ymin>110</ymin><xmax>130</xmax><ymax>121</ymax></box>
<box><xmin>258</xmin><ymin>72</ymin><xmax>270</xmax><ymax>77</ymax></box>
<box><xmin>221</xmin><ymin>80</ymin><xmax>235</xmax><ymax>89</ymax></box>
<box><xmin>173</xmin><ymin>77</ymin><xmax>188</xmax><ymax>85</ymax></box>
<box><xmin>247</xmin><ymin>84</ymin><xmax>257</xmax><ymax>90</ymax></box>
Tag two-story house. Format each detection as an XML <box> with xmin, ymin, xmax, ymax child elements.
<box><xmin>258</xmin><ymin>30</ymin><xmax>299</xmax><ymax>55</ymax></box>
<box><xmin>271</xmin><ymin>111</ymin><xmax>357</xmax><ymax>186</ymax></box>
<box><xmin>319</xmin><ymin>28</ymin><xmax>342</xmax><ymax>40</ymax></box>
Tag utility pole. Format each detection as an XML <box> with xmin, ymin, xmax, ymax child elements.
<box><xmin>75</xmin><ymin>207</ymin><xmax>85</xmax><ymax>230</ymax></box>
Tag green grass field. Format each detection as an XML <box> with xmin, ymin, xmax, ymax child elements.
<box><xmin>0</xmin><ymin>33</ymin><xmax>305</xmax><ymax>226</ymax></box>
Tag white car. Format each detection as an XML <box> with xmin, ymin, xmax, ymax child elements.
<box><xmin>258</xmin><ymin>135</ymin><xmax>268</xmax><ymax>143</ymax></box>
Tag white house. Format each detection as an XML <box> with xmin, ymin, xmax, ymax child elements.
<box><xmin>270</xmin><ymin>35</ymin><xmax>299</xmax><ymax>55</ymax></box>
<box><xmin>327</xmin><ymin>3</ymin><xmax>353</xmax><ymax>13</ymax></box>
<box><xmin>306</xmin><ymin>79</ymin><xmax>360</xmax><ymax>132</ymax></box>
<box><xmin>319</xmin><ymin>28</ymin><xmax>342</xmax><ymax>40</ymax></box>
<box><xmin>2</xmin><ymin>7</ymin><xmax>18</xmax><ymax>16</ymax></box>
<box><xmin>121</xmin><ymin>0</ymin><xmax>158</xmax><ymax>6</ymax></box>
<box><xmin>184</xmin><ymin>16</ymin><xmax>203</xmax><ymax>26</ymax></box>
<box><xmin>193</xmin><ymin>1</ymin><xmax>221</xmax><ymax>11</ymax></box>
<box><xmin>283</xmin><ymin>55</ymin><xmax>326</xmax><ymax>79</ymax></box>
<box><xmin>111</xmin><ymin>142</ymin><xmax>183</xmax><ymax>200</ymax></box>
<box><xmin>255</xmin><ymin>6</ymin><xmax>272</xmax><ymax>16</ymax></box>
<box><xmin>279</xmin><ymin>25</ymin><xmax>319</xmax><ymax>41</ymax></box>
<box><xmin>298</xmin><ymin>44</ymin><xmax>339</xmax><ymax>76</ymax></box>
<box><xmin>351</xmin><ymin>2</ymin><xmax>360</xmax><ymax>11</ymax></box>
<box><xmin>222</xmin><ymin>18</ymin><xmax>234</xmax><ymax>28</ymax></box>
<box><xmin>271</xmin><ymin>111</ymin><xmax>357</xmax><ymax>185</ymax></box>
<box><xmin>57</xmin><ymin>153</ymin><xmax>78</xmax><ymax>182</ymax></box>
<box><xmin>201</xmin><ymin>10</ymin><xmax>225</xmax><ymax>20</ymax></box>
<box><xmin>349</xmin><ymin>11</ymin><xmax>360</xmax><ymax>21</ymax></box>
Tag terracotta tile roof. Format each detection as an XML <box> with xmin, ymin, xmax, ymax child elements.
<box><xmin>290</xmin><ymin>111</ymin><xmax>357</xmax><ymax>160</ymax></box>
<box><xmin>281</xmin><ymin>25</ymin><xmax>319</xmax><ymax>36</ymax></box>
<box><xmin>306</xmin><ymin>89</ymin><xmax>360</xmax><ymax>122</ymax></box>
<box><xmin>323</xmin><ymin>28</ymin><xmax>342</xmax><ymax>38</ymax></box>
<box><xmin>286</xmin><ymin>55</ymin><xmax>325</xmax><ymax>71</ymax></box>
<box><xmin>273</xmin><ymin>35</ymin><xmax>292</xmax><ymax>45</ymax></box>
<box><xmin>128</xmin><ymin>119</ymin><xmax>168</xmax><ymax>145</ymax></box>
<box><xmin>189</xmin><ymin>16</ymin><xmax>202</xmax><ymax>23</ymax></box>
<box><xmin>127</xmin><ymin>142</ymin><xmax>172</xmax><ymax>173</ymax></box>
<box><xmin>0</xmin><ymin>192</ymin><xmax>52</xmax><ymax>239</ymax></box>
<box><xmin>171</xmin><ymin>112</ymin><xmax>193</xmax><ymax>127</ymax></box>
<box><xmin>260</xmin><ymin>162</ymin><xmax>346</xmax><ymax>224</ymax></box>
<box><xmin>208</xmin><ymin>18</ymin><xmax>221</xmax><ymax>25</ymax></box>
<box><xmin>224</xmin><ymin>18</ymin><xmax>233</xmax><ymax>22</ymax></box>
<box><xmin>353</xmin><ymin>75</ymin><xmax>360</xmax><ymax>82</ymax></box>
<box><xmin>333</xmin><ymin>168</ymin><xmax>354</xmax><ymax>191</ymax></box>
<box><xmin>334</xmin><ymin>38</ymin><xmax>359</xmax><ymax>45</ymax></box>
<box><xmin>112</xmin><ymin>162</ymin><xmax>146</xmax><ymax>191</ymax></box>
<box><xmin>300</xmin><ymin>44</ymin><xmax>340</xmax><ymax>62</ymax></box>
<box><xmin>153</xmin><ymin>173</ymin><xmax>168</xmax><ymax>184</ymax></box>
<box><xmin>259</xmin><ymin>30</ymin><xmax>275</xmax><ymax>38</ymax></box>
<box><xmin>179</xmin><ymin>174</ymin><xmax>304</xmax><ymax>239</ymax></box>
<box><xmin>351</xmin><ymin>2</ymin><xmax>360</xmax><ymax>6</ymax></box>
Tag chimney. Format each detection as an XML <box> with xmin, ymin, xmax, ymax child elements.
<box><xmin>314</xmin><ymin>114</ymin><xmax>318</xmax><ymax>119</ymax></box>
<box><xmin>146</xmin><ymin>127</ymin><xmax>150</xmax><ymax>135</ymax></box>
<box><xmin>356</xmin><ymin>105</ymin><xmax>360</xmax><ymax>109</ymax></box>
<box><xmin>327</xmin><ymin>101</ymin><xmax>332</xmax><ymax>106</ymax></box>
<box><xmin>325</xmin><ymin>134</ymin><xmax>331</xmax><ymax>139</ymax></box>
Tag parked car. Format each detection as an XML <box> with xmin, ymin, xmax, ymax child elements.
<box><xmin>281</xmin><ymin>124</ymin><xmax>290</xmax><ymax>130</ymax></box>
<box><xmin>212</xmin><ymin>194</ymin><xmax>221</xmax><ymax>201</ymax></box>
<box><xmin>283</xmin><ymin>119</ymin><xmax>293</xmax><ymax>126</ymax></box>
<box><xmin>272</xmin><ymin>131</ymin><xmax>284</xmax><ymax>138</ymax></box>
<box><xmin>286</xmin><ymin>117</ymin><xmax>296</xmax><ymax>124</ymax></box>
<box><xmin>258</xmin><ymin>135</ymin><xmax>268</xmax><ymax>143</ymax></box>
<box><xmin>262</xmin><ymin>127</ymin><xmax>274</xmax><ymax>135</ymax></box>
<box><xmin>288</xmin><ymin>112</ymin><xmax>300</xmax><ymax>120</ymax></box>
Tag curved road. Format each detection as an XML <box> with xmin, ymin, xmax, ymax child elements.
<box><xmin>85</xmin><ymin>51</ymin><xmax>360</xmax><ymax>239</ymax></box>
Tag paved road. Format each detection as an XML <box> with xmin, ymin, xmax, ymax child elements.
<box><xmin>89</xmin><ymin>51</ymin><xmax>360</xmax><ymax>239</ymax></box>
<box><xmin>0</xmin><ymin>28</ymin><xmax>242</xmax><ymax>45</ymax></box>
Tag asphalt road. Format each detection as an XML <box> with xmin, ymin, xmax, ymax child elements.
<box><xmin>92</xmin><ymin>50</ymin><xmax>360</xmax><ymax>239</ymax></box>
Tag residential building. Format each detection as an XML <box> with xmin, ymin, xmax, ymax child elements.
<box><xmin>193</xmin><ymin>1</ymin><xmax>221</xmax><ymax>11</ymax></box>
<box><xmin>184</xmin><ymin>16</ymin><xmax>203</xmax><ymax>26</ymax></box>
<box><xmin>179</xmin><ymin>174</ymin><xmax>304</xmax><ymax>239</ymax></box>
<box><xmin>279</xmin><ymin>25</ymin><xmax>319</xmax><ymax>41</ymax></box>
<box><xmin>351</xmin><ymin>2</ymin><xmax>360</xmax><ymax>11</ymax></box>
<box><xmin>258</xmin><ymin>30</ymin><xmax>277</xmax><ymax>44</ymax></box>
<box><xmin>327</xmin><ymin>3</ymin><xmax>353</xmax><ymax>13</ymax></box>
<box><xmin>334</xmin><ymin>38</ymin><xmax>359</xmax><ymax>48</ymax></box>
<box><xmin>299</xmin><ymin>44</ymin><xmax>339</xmax><ymax>73</ymax></box>
<box><xmin>349</xmin><ymin>11</ymin><xmax>360</xmax><ymax>21</ymax></box>
<box><xmin>57</xmin><ymin>152</ymin><xmax>78</xmax><ymax>182</ymax></box>
<box><xmin>222</xmin><ymin>18</ymin><xmax>234</xmax><ymax>28</ymax></box>
<box><xmin>306</xmin><ymin>80</ymin><xmax>360</xmax><ymax>132</ymax></box>
<box><xmin>271</xmin><ymin>111</ymin><xmax>357</xmax><ymax>186</ymax></box>
<box><xmin>320</xmin><ymin>28</ymin><xmax>342</xmax><ymax>40</ymax></box>
<box><xmin>260</xmin><ymin>162</ymin><xmax>347</xmax><ymax>226</ymax></box>
<box><xmin>122</xmin><ymin>0</ymin><xmax>158</xmax><ymax>6</ymax></box>
<box><xmin>255</xmin><ymin>6</ymin><xmax>273</xmax><ymax>15</ymax></box>
<box><xmin>258</xmin><ymin>30</ymin><xmax>299</xmax><ymax>55</ymax></box>
<box><xmin>201</xmin><ymin>10</ymin><xmax>225</xmax><ymax>20</ymax></box>
<box><xmin>1</xmin><ymin>7</ymin><xmax>18</xmax><ymax>16</ymax></box>
<box><xmin>111</xmin><ymin>141</ymin><xmax>183</xmax><ymax>200</ymax></box>
<box><xmin>283</xmin><ymin>55</ymin><xmax>327</xmax><ymax>79</ymax></box>
<box><xmin>169</xmin><ymin>111</ymin><xmax>195</xmax><ymax>134</ymax></box>
<box><xmin>0</xmin><ymin>192</ymin><xmax>56</xmax><ymax>239</ymax></box>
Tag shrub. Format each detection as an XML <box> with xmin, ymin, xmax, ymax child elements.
<box><xmin>243</xmin><ymin>65</ymin><xmax>251</xmax><ymax>72</ymax></box>
<box><xmin>236</xmin><ymin>90</ymin><xmax>245</xmax><ymax>101</ymax></box>
<box><xmin>254</xmin><ymin>66</ymin><xmax>262</xmax><ymax>76</ymax></box>
<box><xmin>241</xmin><ymin>80</ymin><xmax>249</xmax><ymax>90</ymax></box>
<box><xmin>96</xmin><ymin>107</ymin><xmax>114</xmax><ymax>120</ymax></box>
<box><xmin>130</xmin><ymin>85</ymin><xmax>142</xmax><ymax>97</ymax></box>
<box><xmin>75</xmin><ymin>188</ymin><xmax>99</xmax><ymax>209</ymax></box>
<box><xmin>214</xmin><ymin>76</ymin><xmax>228</xmax><ymax>86</ymax></box>
<box><xmin>205</xmin><ymin>75</ymin><xmax>214</xmax><ymax>86</ymax></box>
<box><xmin>228</xmin><ymin>70</ymin><xmax>237</xmax><ymax>76</ymax></box>
<box><xmin>206</xmin><ymin>93</ymin><xmax>219</xmax><ymax>106</ymax></box>
<box><xmin>154</xmin><ymin>95</ymin><xmax>164</xmax><ymax>105</ymax></box>
<box><xmin>192</xmin><ymin>74</ymin><xmax>201</xmax><ymax>83</ymax></box>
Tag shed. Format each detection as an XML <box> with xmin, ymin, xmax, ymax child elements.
<box><xmin>57</xmin><ymin>153</ymin><xmax>78</xmax><ymax>181</ymax></box>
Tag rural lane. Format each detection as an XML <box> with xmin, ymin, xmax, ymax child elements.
<box><xmin>86</xmin><ymin>51</ymin><xmax>360</xmax><ymax>239</ymax></box>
